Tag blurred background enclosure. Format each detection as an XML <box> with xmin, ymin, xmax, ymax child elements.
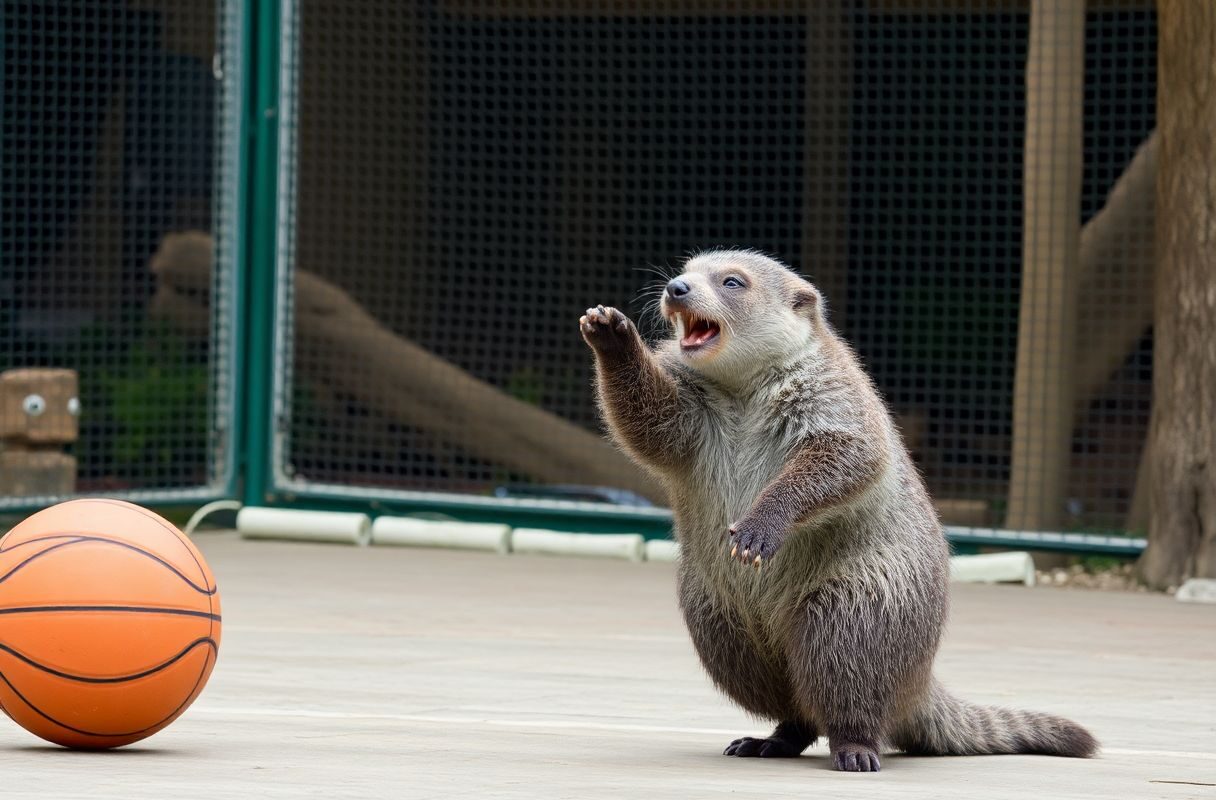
<box><xmin>1</xmin><ymin>0</ymin><xmax>238</xmax><ymax>497</ymax></box>
<box><xmin>2</xmin><ymin>1</ymin><xmax>1165</xmax><ymax>542</ymax></box>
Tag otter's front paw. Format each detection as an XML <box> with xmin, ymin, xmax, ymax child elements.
<box><xmin>727</xmin><ymin>518</ymin><xmax>783</xmax><ymax>568</ymax></box>
<box><xmin>580</xmin><ymin>305</ymin><xmax>638</xmax><ymax>358</ymax></box>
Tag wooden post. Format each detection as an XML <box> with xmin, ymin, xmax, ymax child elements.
<box><xmin>1005</xmin><ymin>0</ymin><xmax>1085</xmax><ymax>531</ymax></box>
<box><xmin>0</xmin><ymin>369</ymin><xmax>79</xmax><ymax>497</ymax></box>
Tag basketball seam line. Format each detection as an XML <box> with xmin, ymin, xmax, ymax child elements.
<box><xmin>0</xmin><ymin>644</ymin><xmax>216</xmax><ymax>740</ymax></box>
<box><xmin>0</xmin><ymin>605</ymin><xmax>221</xmax><ymax>621</ymax></box>
<box><xmin>0</xmin><ymin>637</ymin><xmax>218</xmax><ymax>684</ymax></box>
<box><xmin>86</xmin><ymin>499</ymin><xmax>216</xmax><ymax>592</ymax></box>
<box><xmin>0</xmin><ymin>535</ymin><xmax>217</xmax><ymax>595</ymax></box>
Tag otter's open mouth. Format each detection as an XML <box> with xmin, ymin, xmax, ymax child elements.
<box><xmin>678</xmin><ymin>314</ymin><xmax>721</xmax><ymax>351</ymax></box>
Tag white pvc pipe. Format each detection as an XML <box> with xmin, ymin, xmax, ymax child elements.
<box><xmin>183</xmin><ymin>499</ymin><xmax>243</xmax><ymax>536</ymax></box>
<box><xmin>1176</xmin><ymin>579</ymin><xmax>1216</xmax><ymax>604</ymax></box>
<box><xmin>237</xmin><ymin>507</ymin><xmax>371</xmax><ymax>546</ymax></box>
<box><xmin>644</xmin><ymin>539</ymin><xmax>680</xmax><ymax>563</ymax></box>
<box><xmin>511</xmin><ymin>529</ymin><xmax>645</xmax><ymax>562</ymax></box>
<box><xmin>949</xmin><ymin>551</ymin><xmax>1036</xmax><ymax>587</ymax></box>
<box><xmin>371</xmin><ymin>517</ymin><xmax>510</xmax><ymax>554</ymax></box>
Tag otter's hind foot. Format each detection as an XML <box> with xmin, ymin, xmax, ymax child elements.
<box><xmin>723</xmin><ymin>736</ymin><xmax>802</xmax><ymax>758</ymax></box>
<box><xmin>831</xmin><ymin>740</ymin><xmax>881</xmax><ymax>772</ymax></box>
<box><xmin>723</xmin><ymin>721</ymin><xmax>816</xmax><ymax>758</ymax></box>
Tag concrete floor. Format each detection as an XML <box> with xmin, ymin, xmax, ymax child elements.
<box><xmin>1</xmin><ymin>532</ymin><xmax>1214</xmax><ymax>799</ymax></box>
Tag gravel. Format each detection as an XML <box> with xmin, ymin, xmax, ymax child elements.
<box><xmin>1033</xmin><ymin>562</ymin><xmax>1165</xmax><ymax>593</ymax></box>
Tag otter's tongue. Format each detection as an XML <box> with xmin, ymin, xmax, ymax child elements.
<box><xmin>681</xmin><ymin>318</ymin><xmax>720</xmax><ymax>348</ymax></box>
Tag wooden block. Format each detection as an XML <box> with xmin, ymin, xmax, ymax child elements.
<box><xmin>0</xmin><ymin>369</ymin><xmax>79</xmax><ymax>443</ymax></box>
<box><xmin>0</xmin><ymin>450</ymin><xmax>76</xmax><ymax>497</ymax></box>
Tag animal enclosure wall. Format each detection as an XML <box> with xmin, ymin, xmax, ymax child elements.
<box><xmin>272</xmin><ymin>1</ymin><xmax>1156</xmax><ymax>535</ymax></box>
<box><xmin>0</xmin><ymin>1</ymin><xmax>1158</xmax><ymax>539</ymax></box>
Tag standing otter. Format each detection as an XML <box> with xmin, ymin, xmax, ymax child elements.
<box><xmin>579</xmin><ymin>249</ymin><xmax>1097</xmax><ymax>772</ymax></box>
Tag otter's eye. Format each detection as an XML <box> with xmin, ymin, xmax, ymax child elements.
<box><xmin>723</xmin><ymin>276</ymin><xmax>745</xmax><ymax>289</ymax></box>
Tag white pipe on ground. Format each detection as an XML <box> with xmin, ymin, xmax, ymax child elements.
<box><xmin>643</xmin><ymin>539</ymin><xmax>680</xmax><ymax>563</ymax></box>
<box><xmin>371</xmin><ymin>517</ymin><xmax>510</xmax><ymax>554</ymax></box>
<box><xmin>511</xmin><ymin>529</ymin><xmax>645</xmax><ymax>562</ymax></box>
<box><xmin>237</xmin><ymin>507</ymin><xmax>372</xmax><ymax>546</ymax></box>
<box><xmin>1176</xmin><ymin>579</ymin><xmax>1216</xmax><ymax>604</ymax></box>
<box><xmin>183</xmin><ymin>499</ymin><xmax>243</xmax><ymax>536</ymax></box>
<box><xmin>949</xmin><ymin>551</ymin><xmax>1036</xmax><ymax>586</ymax></box>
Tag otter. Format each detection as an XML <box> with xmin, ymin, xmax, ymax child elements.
<box><xmin>579</xmin><ymin>249</ymin><xmax>1097</xmax><ymax>772</ymax></box>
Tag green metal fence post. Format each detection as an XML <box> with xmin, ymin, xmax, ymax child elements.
<box><xmin>241</xmin><ymin>0</ymin><xmax>282</xmax><ymax>508</ymax></box>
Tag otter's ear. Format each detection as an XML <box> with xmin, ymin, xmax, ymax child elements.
<box><xmin>792</xmin><ymin>287</ymin><xmax>820</xmax><ymax>318</ymax></box>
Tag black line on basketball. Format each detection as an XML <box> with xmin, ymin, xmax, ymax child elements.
<box><xmin>0</xmin><ymin>535</ymin><xmax>216</xmax><ymax>595</ymax></box>
<box><xmin>0</xmin><ymin>637</ymin><xmax>217</xmax><ymax>684</ymax></box>
<box><xmin>85</xmin><ymin>499</ymin><xmax>216</xmax><ymax>592</ymax></box>
<box><xmin>0</xmin><ymin>605</ymin><xmax>221</xmax><ymax>621</ymax></box>
<box><xmin>0</xmin><ymin>643</ymin><xmax>216</xmax><ymax>741</ymax></box>
<box><xmin>0</xmin><ymin>535</ymin><xmax>88</xmax><ymax>555</ymax></box>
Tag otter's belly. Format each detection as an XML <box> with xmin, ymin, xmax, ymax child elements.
<box><xmin>674</xmin><ymin>512</ymin><xmax>820</xmax><ymax>633</ymax></box>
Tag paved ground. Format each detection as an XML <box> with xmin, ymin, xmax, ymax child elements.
<box><xmin>1</xmin><ymin>532</ymin><xmax>1214</xmax><ymax>799</ymax></box>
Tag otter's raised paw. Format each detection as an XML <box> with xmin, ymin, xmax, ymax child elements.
<box><xmin>727</xmin><ymin>518</ymin><xmax>782</xmax><ymax>568</ymax></box>
<box><xmin>831</xmin><ymin>742</ymin><xmax>881</xmax><ymax>772</ymax></box>
<box><xmin>579</xmin><ymin>305</ymin><xmax>638</xmax><ymax>357</ymax></box>
<box><xmin>724</xmin><ymin>736</ymin><xmax>805</xmax><ymax>758</ymax></box>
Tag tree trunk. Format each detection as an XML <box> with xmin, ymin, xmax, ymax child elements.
<box><xmin>1006</xmin><ymin>0</ymin><xmax>1085</xmax><ymax>530</ymax></box>
<box><xmin>1139</xmin><ymin>0</ymin><xmax>1216</xmax><ymax>588</ymax></box>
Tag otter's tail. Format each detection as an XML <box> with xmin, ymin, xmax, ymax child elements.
<box><xmin>890</xmin><ymin>679</ymin><xmax>1098</xmax><ymax>758</ymax></box>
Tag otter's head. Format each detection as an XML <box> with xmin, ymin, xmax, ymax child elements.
<box><xmin>659</xmin><ymin>250</ymin><xmax>823</xmax><ymax>382</ymax></box>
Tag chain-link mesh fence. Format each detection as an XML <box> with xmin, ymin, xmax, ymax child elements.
<box><xmin>273</xmin><ymin>2</ymin><xmax>1156</xmax><ymax>534</ymax></box>
<box><xmin>0</xmin><ymin>0</ymin><xmax>241</xmax><ymax>507</ymax></box>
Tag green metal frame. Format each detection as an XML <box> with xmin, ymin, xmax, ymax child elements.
<box><xmin>263</xmin><ymin>487</ymin><xmax>678</xmax><ymax>539</ymax></box>
<box><xmin>945</xmin><ymin>527</ymin><xmax>1145</xmax><ymax>557</ymax></box>
<box><xmin>235</xmin><ymin>0</ymin><xmax>1146</xmax><ymax>559</ymax></box>
<box><xmin>241</xmin><ymin>0</ymin><xmax>282</xmax><ymax>508</ymax></box>
<box><xmin>238</xmin><ymin>0</ymin><xmax>676</xmax><ymax>539</ymax></box>
<box><xmin>0</xmin><ymin>0</ymin><xmax>1149</xmax><ymax>558</ymax></box>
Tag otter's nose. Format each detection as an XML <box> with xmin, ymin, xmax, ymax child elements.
<box><xmin>666</xmin><ymin>278</ymin><xmax>691</xmax><ymax>299</ymax></box>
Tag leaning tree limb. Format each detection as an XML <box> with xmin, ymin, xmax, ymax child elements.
<box><xmin>149</xmin><ymin>232</ymin><xmax>663</xmax><ymax>504</ymax></box>
<box><xmin>1074</xmin><ymin>132</ymin><xmax>1157</xmax><ymax>533</ymax></box>
<box><xmin>1074</xmin><ymin>131</ymin><xmax>1157</xmax><ymax>410</ymax></box>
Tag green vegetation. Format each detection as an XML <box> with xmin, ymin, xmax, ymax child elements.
<box><xmin>99</xmin><ymin>324</ymin><xmax>209</xmax><ymax>474</ymax></box>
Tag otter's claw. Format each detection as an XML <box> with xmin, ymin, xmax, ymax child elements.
<box><xmin>579</xmin><ymin>305</ymin><xmax>638</xmax><ymax>357</ymax></box>
<box><xmin>727</xmin><ymin>518</ymin><xmax>782</xmax><ymax>567</ymax></box>
<box><xmin>832</xmin><ymin>742</ymin><xmax>882</xmax><ymax>772</ymax></box>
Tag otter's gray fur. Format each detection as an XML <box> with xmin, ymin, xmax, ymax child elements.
<box><xmin>579</xmin><ymin>249</ymin><xmax>1097</xmax><ymax>772</ymax></box>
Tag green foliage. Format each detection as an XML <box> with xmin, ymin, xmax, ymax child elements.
<box><xmin>505</xmin><ymin>367</ymin><xmax>545</xmax><ymax>406</ymax></box>
<box><xmin>1079</xmin><ymin>554</ymin><xmax>1128</xmax><ymax>574</ymax></box>
<box><xmin>100</xmin><ymin>328</ymin><xmax>209</xmax><ymax>472</ymax></box>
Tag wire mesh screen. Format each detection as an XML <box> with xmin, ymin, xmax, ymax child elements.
<box><xmin>0</xmin><ymin>0</ymin><xmax>240</xmax><ymax>504</ymax></box>
<box><xmin>277</xmin><ymin>2</ymin><xmax>1156</xmax><ymax>533</ymax></box>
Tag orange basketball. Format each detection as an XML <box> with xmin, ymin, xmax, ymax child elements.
<box><xmin>0</xmin><ymin>498</ymin><xmax>221</xmax><ymax>748</ymax></box>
